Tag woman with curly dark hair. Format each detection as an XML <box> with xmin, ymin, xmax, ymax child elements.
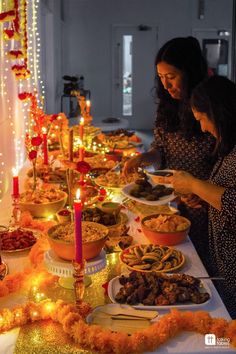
<box><xmin>123</xmin><ymin>36</ymin><xmax>215</xmax><ymax>264</ymax></box>
<box><xmin>172</xmin><ymin>75</ymin><xmax>236</xmax><ymax>318</ymax></box>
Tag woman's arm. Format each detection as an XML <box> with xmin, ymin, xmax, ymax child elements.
<box><xmin>172</xmin><ymin>171</ymin><xmax>225</xmax><ymax>211</ymax></box>
<box><xmin>123</xmin><ymin>148</ymin><xmax>161</xmax><ymax>176</ymax></box>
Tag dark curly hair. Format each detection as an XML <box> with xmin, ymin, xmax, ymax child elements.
<box><xmin>191</xmin><ymin>75</ymin><xmax>236</xmax><ymax>156</ymax></box>
<box><xmin>154</xmin><ymin>36</ymin><xmax>208</xmax><ymax>138</ymax></box>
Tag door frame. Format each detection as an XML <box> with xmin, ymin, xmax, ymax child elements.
<box><xmin>192</xmin><ymin>28</ymin><xmax>232</xmax><ymax>79</ymax></box>
<box><xmin>111</xmin><ymin>24</ymin><xmax>158</xmax><ymax>127</ymax></box>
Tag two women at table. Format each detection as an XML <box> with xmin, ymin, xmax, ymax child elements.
<box><xmin>172</xmin><ymin>75</ymin><xmax>236</xmax><ymax>319</ymax></box>
<box><xmin>123</xmin><ymin>36</ymin><xmax>236</xmax><ymax>318</ymax></box>
<box><xmin>124</xmin><ymin>36</ymin><xmax>215</xmax><ymax>263</ymax></box>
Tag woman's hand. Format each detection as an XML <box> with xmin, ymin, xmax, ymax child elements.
<box><xmin>180</xmin><ymin>194</ymin><xmax>203</xmax><ymax>208</ymax></box>
<box><xmin>122</xmin><ymin>154</ymin><xmax>143</xmax><ymax>177</ymax></box>
<box><xmin>172</xmin><ymin>170</ymin><xmax>197</xmax><ymax>195</ymax></box>
<box><xmin>173</xmin><ymin>171</ymin><xmax>224</xmax><ymax>211</ymax></box>
<box><xmin>123</xmin><ymin>149</ymin><xmax>161</xmax><ymax>177</ymax></box>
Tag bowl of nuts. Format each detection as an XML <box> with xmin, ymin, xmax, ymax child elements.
<box><xmin>47</xmin><ymin>221</ymin><xmax>109</xmax><ymax>260</ymax></box>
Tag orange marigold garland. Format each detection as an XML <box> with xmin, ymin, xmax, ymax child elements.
<box><xmin>0</xmin><ymin>267</ymin><xmax>56</xmax><ymax>298</ymax></box>
<box><xmin>0</xmin><ymin>301</ymin><xmax>235</xmax><ymax>354</ymax></box>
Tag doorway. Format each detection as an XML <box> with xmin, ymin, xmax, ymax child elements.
<box><xmin>193</xmin><ymin>29</ymin><xmax>232</xmax><ymax>79</ymax></box>
<box><xmin>112</xmin><ymin>25</ymin><xmax>158</xmax><ymax>130</ymax></box>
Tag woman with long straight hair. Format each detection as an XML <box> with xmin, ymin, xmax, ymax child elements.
<box><xmin>124</xmin><ymin>37</ymin><xmax>215</xmax><ymax>263</ymax></box>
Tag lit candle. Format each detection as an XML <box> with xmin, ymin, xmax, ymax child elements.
<box><xmin>68</xmin><ymin>128</ymin><xmax>74</xmax><ymax>162</ymax></box>
<box><xmin>79</xmin><ymin>117</ymin><xmax>84</xmax><ymax>141</ymax></box>
<box><xmin>42</xmin><ymin>127</ymin><xmax>48</xmax><ymax>165</ymax></box>
<box><xmin>78</xmin><ymin>138</ymin><xmax>84</xmax><ymax>161</ymax></box>
<box><xmin>74</xmin><ymin>189</ymin><xmax>82</xmax><ymax>263</ymax></box>
<box><xmin>12</xmin><ymin>167</ymin><xmax>19</xmax><ymax>197</ymax></box>
<box><xmin>86</xmin><ymin>100</ymin><xmax>91</xmax><ymax>114</ymax></box>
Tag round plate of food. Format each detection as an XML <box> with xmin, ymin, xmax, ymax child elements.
<box><xmin>108</xmin><ymin>272</ymin><xmax>211</xmax><ymax>310</ymax></box>
<box><xmin>0</xmin><ymin>227</ymin><xmax>40</xmax><ymax>253</ymax></box>
<box><xmin>121</xmin><ymin>182</ymin><xmax>176</xmax><ymax>206</ymax></box>
<box><xmin>94</xmin><ymin>178</ymin><xmax>123</xmax><ymax>192</ymax></box>
<box><xmin>120</xmin><ymin>244</ymin><xmax>185</xmax><ymax>273</ymax></box>
<box><xmin>94</xmin><ymin>171</ymin><xmax>140</xmax><ymax>191</ymax></box>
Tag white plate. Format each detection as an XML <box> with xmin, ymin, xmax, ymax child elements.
<box><xmin>145</xmin><ymin>168</ymin><xmax>174</xmax><ymax>185</ymax></box>
<box><xmin>108</xmin><ymin>275</ymin><xmax>211</xmax><ymax>310</ymax></box>
<box><xmin>121</xmin><ymin>182</ymin><xmax>176</xmax><ymax>206</ymax></box>
<box><xmin>86</xmin><ymin>304</ymin><xmax>157</xmax><ymax>334</ymax></box>
<box><xmin>94</xmin><ymin>178</ymin><xmax>123</xmax><ymax>192</ymax></box>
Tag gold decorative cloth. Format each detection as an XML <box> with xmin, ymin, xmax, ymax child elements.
<box><xmin>14</xmin><ymin>254</ymin><xmax>122</xmax><ymax>354</ymax></box>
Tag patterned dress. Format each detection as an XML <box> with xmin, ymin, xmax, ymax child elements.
<box><xmin>208</xmin><ymin>145</ymin><xmax>236</xmax><ymax>319</ymax></box>
<box><xmin>151</xmin><ymin>126</ymin><xmax>215</xmax><ymax>266</ymax></box>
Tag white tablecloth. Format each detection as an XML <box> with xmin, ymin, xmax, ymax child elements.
<box><xmin>0</xmin><ymin>166</ymin><xmax>235</xmax><ymax>353</ymax></box>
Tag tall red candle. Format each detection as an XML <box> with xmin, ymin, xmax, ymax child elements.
<box><xmin>12</xmin><ymin>168</ymin><xmax>19</xmax><ymax>197</ymax></box>
<box><xmin>68</xmin><ymin>128</ymin><xmax>74</xmax><ymax>162</ymax></box>
<box><xmin>79</xmin><ymin>117</ymin><xmax>84</xmax><ymax>141</ymax></box>
<box><xmin>42</xmin><ymin>128</ymin><xmax>48</xmax><ymax>165</ymax></box>
<box><xmin>79</xmin><ymin>145</ymin><xmax>84</xmax><ymax>161</ymax></box>
<box><xmin>74</xmin><ymin>189</ymin><xmax>83</xmax><ymax>263</ymax></box>
<box><xmin>86</xmin><ymin>100</ymin><xmax>91</xmax><ymax>114</ymax></box>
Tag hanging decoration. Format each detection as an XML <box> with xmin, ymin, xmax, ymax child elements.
<box><xmin>0</xmin><ymin>0</ymin><xmax>43</xmax><ymax>202</ymax></box>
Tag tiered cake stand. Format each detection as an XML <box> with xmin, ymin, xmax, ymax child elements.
<box><xmin>44</xmin><ymin>249</ymin><xmax>106</xmax><ymax>289</ymax></box>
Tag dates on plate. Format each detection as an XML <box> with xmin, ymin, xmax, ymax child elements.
<box><xmin>0</xmin><ymin>227</ymin><xmax>37</xmax><ymax>251</ymax></box>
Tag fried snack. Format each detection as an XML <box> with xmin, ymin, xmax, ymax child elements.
<box><xmin>115</xmin><ymin>271</ymin><xmax>210</xmax><ymax>306</ymax></box>
<box><xmin>84</xmin><ymin>155</ymin><xmax>116</xmax><ymax>169</ymax></box>
<box><xmin>19</xmin><ymin>188</ymin><xmax>64</xmax><ymax>204</ymax></box>
<box><xmin>121</xmin><ymin>244</ymin><xmax>184</xmax><ymax>272</ymax></box>
<box><xmin>95</xmin><ymin>171</ymin><xmax>140</xmax><ymax>188</ymax></box>
<box><xmin>123</xmin><ymin>199</ymin><xmax>177</xmax><ymax>217</ymax></box>
<box><xmin>144</xmin><ymin>214</ymin><xmax>190</xmax><ymax>232</ymax></box>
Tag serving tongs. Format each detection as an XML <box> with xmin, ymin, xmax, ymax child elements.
<box><xmin>109</xmin><ymin>161</ymin><xmax>122</xmax><ymax>172</ymax></box>
<box><xmin>98</xmin><ymin>304</ymin><xmax>158</xmax><ymax>320</ymax></box>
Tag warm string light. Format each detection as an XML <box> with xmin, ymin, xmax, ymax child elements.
<box><xmin>0</xmin><ymin>0</ymin><xmax>44</xmax><ymax>203</ymax></box>
<box><xmin>0</xmin><ymin>154</ymin><xmax>5</xmax><ymax>202</ymax></box>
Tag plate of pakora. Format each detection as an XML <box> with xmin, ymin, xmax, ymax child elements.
<box><xmin>108</xmin><ymin>271</ymin><xmax>211</xmax><ymax>309</ymax></box>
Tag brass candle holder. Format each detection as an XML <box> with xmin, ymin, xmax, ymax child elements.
<box><xmin>11</xmin><ymin>195</ymin><xmax>21</xmax><ymax>226</ymax></box>
<box><xmin>72</xmin><ymin>260</ymin><xmax>85</xmax><ymax>308</ymax></box>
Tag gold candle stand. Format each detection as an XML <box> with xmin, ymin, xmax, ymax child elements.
<box><xmin>72</xmin><ymin>260</ymin><xmax>85</xmax><ymax>308</ymax></box>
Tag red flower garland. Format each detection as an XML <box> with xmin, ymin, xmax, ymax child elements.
<box><xmin>0</xmin><ymin>10</ymin><xmax>16</xmax><ymax>22</ymax></box>
<box><xmin>28</xmin><ymin>150</ymin><xmax>37</xmax><ymax>160</ymax></box>
<box><xmin>76</xmin><ymin>161</ymin><xmax>91</xmax><ymax>174</ymax></box>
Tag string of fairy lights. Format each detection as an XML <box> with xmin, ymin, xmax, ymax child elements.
<box><xmin>0</xmin><ymin>0</ymin><xmax>43</xmax><ymax>202</ymax></box>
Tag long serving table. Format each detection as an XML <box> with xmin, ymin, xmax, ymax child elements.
<box><xmin>0</xmin><ymin>169</ymin><xmax>235</xmax><ymax>353</ymax></box>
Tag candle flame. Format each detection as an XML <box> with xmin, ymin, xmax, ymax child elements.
<box><xmin>42</xmin><ymin>127</ymin><xmax>47</xmax><ymax>134</ymax></box>
<box><xmin>80</xmin><ymin>117</ymin><xmax>84</xmax><ymax>125</ymax></box>
<box><xmin>86</xmin><ymin>100</ymin><xmax>91</xmax><ymax>107</ymax></box>
<box><xmin>12</xmin><ymin>167</ymin><xmax>18</xmax><ymax>176</ymax></box>
<box><xmin>75</xmin><ymin>189</ymin><xmax>81</xmax><ymax>200</ymax></box>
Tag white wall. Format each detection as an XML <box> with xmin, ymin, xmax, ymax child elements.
<box><xmin>41</xmin><ymin>0</ymin><xmax>63</xmax><ymax>114</ymax></box>
<box><xmin>42</xmin><ymin>0</ymin><xmax>233</xmax><ymax>129</ymax></box>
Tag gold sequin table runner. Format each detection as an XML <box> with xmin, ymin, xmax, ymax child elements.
<box><xmin>14</xmin><ymin>253</ymin><xmax>122</xmax><ymax>354</ymax></box>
